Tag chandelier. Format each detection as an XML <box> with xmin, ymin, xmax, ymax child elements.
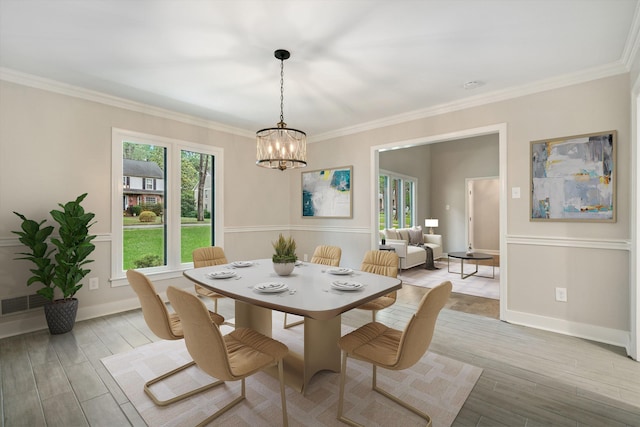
<box><xmin>256</xmin><ymin>49</ymin><xmax>307</xmax><ymax>171</ymax></box>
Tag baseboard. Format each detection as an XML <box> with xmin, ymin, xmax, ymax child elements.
<box><xmin>504</xmin><ymin>308</ymin><xmax>630</xmax><ymax>351</ymax></box>
<box><xmin>0</xmin><ymin>296</ymin><xmax>143</xmax><ymax>339</ymax></box>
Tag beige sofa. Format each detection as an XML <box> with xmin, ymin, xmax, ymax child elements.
<box><xmin>381</xmin><ymin>228</ymin><xmax>443</xmax><ymax>270</ymax></box>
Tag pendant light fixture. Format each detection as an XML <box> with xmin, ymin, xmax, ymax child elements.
<box><xmin>256</xmin><ymin>49</ymin><xmax>307</xmax><ymax>171</ymax></box>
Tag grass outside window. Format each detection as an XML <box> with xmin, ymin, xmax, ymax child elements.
<box><xmin>123</xmin><ymin>220</ymin><xmax>211</xmax><ymax>269</ymax></box>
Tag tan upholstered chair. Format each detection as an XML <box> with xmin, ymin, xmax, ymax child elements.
<box><xmin>167</xmin><ymin>286</ymin><xmax>290</xmax><ymax>426</ymax></box>
<box><xmin>283</xmin><ymin>245</ymin><xmax>342</xmax><ymax>329</ymax></box>
<box><xmin>310</xmin><ymin>245</ymin><xmax>342</xmax><ymax>266</ymax></box>
<box><xmin>356</xmin><ymin>250</ymin><xmax>399</xmax><ymax>322</ymax></box>
<box><xmin>192</xmin><ymin>246</ymin><xmax>228</xmax><ymax>313</ymax></box>
<box><xmin>126</xmin><ymin>269</ymin><xmax>225</xmax><ymax>406</ymax></box>
<box><xmin>337</xmin><ymin>281</ymin><xmax>452</xmax><ymax>426</ymax></box>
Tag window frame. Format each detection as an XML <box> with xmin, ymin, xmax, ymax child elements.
<box><xmin>111</xmin><ymin>128</ymin><xmax>224</xmax><ymax>286</ymax></box>
<box><xmin>379</xmin><ymin>169</ymin><xmax>417</xmax><ymax>230</ymax></box>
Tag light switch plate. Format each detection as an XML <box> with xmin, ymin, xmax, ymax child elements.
<box><xmin>511</xmin><ymin>187</ymin><xmax>521</xmax><ymax>198</ymax></box>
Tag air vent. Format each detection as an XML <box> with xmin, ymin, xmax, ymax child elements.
<box><xmin>1</xmin><ymin>293</ymin><xmax>49</xmax><ymax>315</ymax></box>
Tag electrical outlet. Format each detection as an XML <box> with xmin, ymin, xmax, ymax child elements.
<box><xmin>89</xmin><ymin>277</ymin><xmax>99</xmax><ymax>290</ymax></box>
<box><xmin>555</xmin><ymin>287</ymin><xmax>567</xmax><ymax>302</ymax></box>
<box><xmin>303</xmin><ymin>254</ymin><xmax>308</xmax><ymax>262</ymax></box>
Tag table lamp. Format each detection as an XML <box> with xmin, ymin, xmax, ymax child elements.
<box><xmin>424</xmin><ymin>218</ymin><xmax>439</xmax><ymax>234</ymax></box>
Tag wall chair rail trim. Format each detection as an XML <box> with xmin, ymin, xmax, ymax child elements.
<box><xmin>506</xmin><ymin>235</ymin><xmax>630</xmax><ymax>251</ymax></box>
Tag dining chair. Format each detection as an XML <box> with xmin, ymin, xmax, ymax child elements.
<box><xmin>356</xmin><ymin>250</ymin><xmax>399</xmax><ymax>322</ymax></box>
<box><xmin>283</xmin><ymin>244</ymin><xmax>342</xmax><ymax>329</ymax></box>
<box><xmin>310</xmin><ymin>244</ymin><xmax>342</xmax><ymax>266</ymax></box>
<box><xmin>125</xmin><ymin>269</ymin><xmax>225</xmax><ymax>406</ymax></box>
<box><xmin>192</xmin><ymin>246</ymin><xmax>228</xmax><ymax>313</ymax></box>
<box><xmin>167</xmin><ymin>286</ymin><xmax>290</xmax><ymax>426</ymax></box>
<box><xmin>337</xmin><ymin>280</ymin><xmax>452</xmax><ymax>426</ymax></box>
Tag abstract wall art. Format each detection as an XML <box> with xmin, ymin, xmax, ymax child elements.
<box><xmin>302</xmin><ymin>166</ymin><xmax>352</xmax><ymax>218</ymax></box>
<box><xmin>530</xmin><ymin>130</ymin><xmax>616</xmax><ymax>222</ymax></box>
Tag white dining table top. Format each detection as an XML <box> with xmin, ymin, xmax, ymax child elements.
<box><xmin>183</xmin><ymin>258</ymin><xmax>402</xmax><ymax>321</ymax></box>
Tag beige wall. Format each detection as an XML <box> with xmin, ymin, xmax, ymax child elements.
<box><xmin>379</xmin><ymin>144</ymin><xmax>432</xmax><ymax>228</ymax></box>
<box><xmin>0</xmin><ymin>72</ymin><xmax>633</xmax><ymax>348</ymax></box>
<box><xmin>430</xmin><ymin>135</ymin><xmax>499</xmax><ymax>252</ymax></box>
<box><xmin>290</xmin><ymin>74</ymin><xmax>631</xmax><ymax>345</ymax></box>
<box><xmin>0</xmin><ymin>79</ymin><xmax>292</xmax><ymax>335</ymax></box>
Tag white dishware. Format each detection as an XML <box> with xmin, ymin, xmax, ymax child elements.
<box><xmin>328</xmin><ymin>268</ymin><xmax>353</xmax><ymax>275</ymax></box>
<box><xmin>231</xmin><ymin>261</ymin><xmax>253</xmax><ymax>268</ymax></box>
<box><xmin>207</xmin><ymin>270</ymin><xmax>237</xmax><ymax>279</ymax></box>
<box><xmin>254</xmin><ymin>282</ymin><xmax>289</xmax><ymax>293</ymax></box>
<box><xmin>331</xmin><ymin>280</ymin><xmax>363</xmax><ymax>291</ymax></box>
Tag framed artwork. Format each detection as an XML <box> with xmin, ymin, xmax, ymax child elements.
<box><xmin>302</xmin><ymin>166</ymin><xmax>353</xmax><ymax>218</ymax></box>
<box><xmin>530</xmin><ymin>130</ymin><xmax>616</xmax><ymax>222</ymax></box>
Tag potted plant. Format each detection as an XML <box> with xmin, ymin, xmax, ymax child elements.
<box><xmin>13</xmin><ymin>193</ymin><xmax>96</xmax><ymax>334</ymax></box>
<box><xmin>271</xmin><ymin>233</ymin><xmax>297</xmax><ymax>276</ymax></box>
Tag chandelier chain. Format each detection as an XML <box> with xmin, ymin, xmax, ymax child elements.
<box><xmin>279</xmin><ymin>58</ymin><xmax>285</xmax><ymax>124</ymax></box>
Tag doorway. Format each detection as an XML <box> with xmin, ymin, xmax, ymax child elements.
<box><xmin>466</xmin><ymin>176</ymin><xmax>500</xmax><ymax>255</ymax></box>
<box><xmin>370</xmin><ymin>123</ymin><xmax>508</xmax><ymax>320</ymax></box>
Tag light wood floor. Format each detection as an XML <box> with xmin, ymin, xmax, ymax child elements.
<box><xmin>1</xmin><ymin>284</ymin><xmax>639</xmax><ymax>426</ymax></box>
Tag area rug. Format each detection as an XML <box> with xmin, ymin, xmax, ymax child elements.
<box><xmin>398</xmin><ymin>260</ymin><xmax>500</xmax><ymax>300</ymax></box>
<box><xmin>102</xmin><ymin>313</ymin><xmax>481</xmax><ymax>427</ymax></box>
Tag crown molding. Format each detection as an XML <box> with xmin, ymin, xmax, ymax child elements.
<box><xmin>0</xmin><ymin>67</ymin><xmax>254</xmax><ymax>139</ymax></box>
<box><xmin>0</xmin><ymin>62</ymin><xmax>629</xmax><ymax>145</ymax></box>
<box><xmin>312</xmin><ymin>61</ymin><xmax>629</xmax><ymax>142</ymax></box>
<box><xmin>621</xmin><ymin>0</ymin><xmax>640</xmax><ymax>68</ymax></box>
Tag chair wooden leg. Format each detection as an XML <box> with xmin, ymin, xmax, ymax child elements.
<box><xmin>283</xmin><ymin>312</ymin><xmax>304</xmax><ymax>329</ymax></box>
<box><xmin>372</xmin><ymin>365</ymin><xmax>433</xmax><ymax>426</ymax></box>
<box><xmin>214</xmin><ymin>298</ymin><xmax>218</xmax><ymax>313</ymax></box>
<box><xmin>372</xmin><ymin>311</ymin><xmax>376</xmax><ymax>322</ymax></box>
<box><xmin>144</xmin><ymin>360</ymin><xmax>224</xmax><ymax>406</ymax></box>
<box><xmin>278</xmin><ymin>360</ymin><xmax>289</xmax><ymax>427</ymax></box>
<box><xmin>196</xmin><ymin>378</ymin><xmax>246</xmax><ymax>427</ymax></box>
<box><xmin>337</xmin><ymin>352</ymin><xmax>364</xmax><ymax>427</ymax></box>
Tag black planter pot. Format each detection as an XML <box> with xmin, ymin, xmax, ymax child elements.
<box><xmin>44</xmin><ymin>298</ymin><xmax>78</xmax><ymax>335</ymax></box>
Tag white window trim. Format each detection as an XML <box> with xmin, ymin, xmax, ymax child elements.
<box><xmin>110</xmin><ymin>128</ymin><xmax>224</xmax><ymax>286</ymax></box>
<box><xmin>379</xmin><ymin>169</ymin><xmax>418</xmax><ymax>229</ymax></box>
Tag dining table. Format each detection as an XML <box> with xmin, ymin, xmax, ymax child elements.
<box><xmin>183</xmin><ymin>258</ymin><xmax>402</xmax><ymax>393</ymax></box>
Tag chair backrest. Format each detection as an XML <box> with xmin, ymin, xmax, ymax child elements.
<box><xmin>192</xmin><ymin>246</ymin><xmax>228</xmax><ymax>268</ymax></box>
<box><xmin>167</xmin><ymin>286</ymin><xmax>237</xmax><ymax>381</ymax></box>
<box><xmin>310</xmin><ymin>245</ymin><xmax>342</xmax><ymax>266</ymax></box>
<box><xmin>360</xmin><ymin>250</ymin><xmax>399</xmax><ymax>278</ymax></box>
<box><xmin>126</xmin><ymin>269</ymin><xmax>179</xmax><ymax>340</ymax></box>
<box><xmin>393</xmin><ymin>281</ymin><xmax>452</xmax><ymax>370</ymax></box>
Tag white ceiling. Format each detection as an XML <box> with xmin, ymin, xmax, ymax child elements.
<box><xmin>1</xmin><ymin>0</ymin><xmax>639</xmax><ymax>140</ymax></box>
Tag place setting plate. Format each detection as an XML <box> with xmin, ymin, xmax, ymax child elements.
<box><xmin>254</xmin><ymin>282</ymin><xmax>289</xmax><ymax>293</ymax></box>
<box><xmin>206</xmin><ymin>270</ymin><xmax>237</xmax><ymax>279</ymax></box>
<box><xmin>231</xmin><ymin>261</ymin><xmax>253</xmax><ymax>268</ymax></box>
<box><xmin>330</xmin><ymin>280</ymin><xmax>364</xmax><ymax>291</ymax></box>
<box><xmin>327</xmin><ymin>267</ymin><xmax>353</xmax><ymax>275</ymax></box>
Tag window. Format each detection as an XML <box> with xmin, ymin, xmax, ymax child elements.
<box><xmin>111</xmin><ymin>129</ymin><xmax>223</xmax><ymax>283</ymax></box>
<box><xmin>379</xmin><ymin>170</ymin><xmax>417</xmax><ymax>230</ymax></box>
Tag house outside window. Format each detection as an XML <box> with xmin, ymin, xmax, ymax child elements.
<box><xmin>112</xmin><ymin>129</ymin><xmax>223</xmax><ymax>281</ymax></box>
